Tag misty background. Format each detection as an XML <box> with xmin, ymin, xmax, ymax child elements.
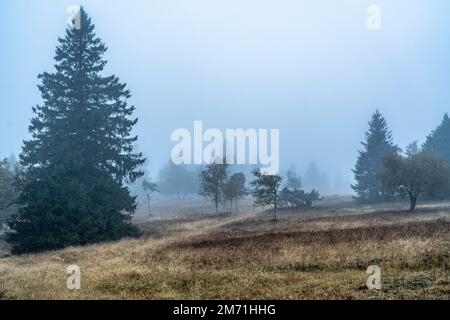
<box><xmin>1</xmin><ymin>0</ymin><xmax>449</xmax><ymax>195</ymax></box>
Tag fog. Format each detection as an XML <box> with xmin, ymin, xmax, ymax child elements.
<box><xmin>1</xmin><ymin>0</ymin><xmax>449</xmax><ymax>195</ymax></box>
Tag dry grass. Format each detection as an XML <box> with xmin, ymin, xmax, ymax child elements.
<box><xmin>0</xmin><ymin>199</ymin><xmax>449</xmax><ymax>300</ymax></box>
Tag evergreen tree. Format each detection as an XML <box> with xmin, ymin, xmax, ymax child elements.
<box><xmin>352</xmin><ymin>110</ymin><xmax>397</xmax><ymax>202</ymax></box>
<box><xmin>7</xmin><ymin>8</ymin><xmax>144</xmax><ymax>254</ymax></box>
<box><xmin>285</xmin><ymin>168</ymin><xmax>302</xmax><ymax>191</ymax></box>
<box><xmin>423</xmin><ymin>113</ymin><xmax>450</xmax><ymax>163</ymax></box>
<box><xmin>405</xmin><ymin>141</ymin><xmax>420</xmax><ymax>156</ymax></box>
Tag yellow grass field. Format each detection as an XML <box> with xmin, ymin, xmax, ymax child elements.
<box><xmin>0</xmin><ymin>198</ymin><xmax>449</xmax><ymax>300</ymax></box>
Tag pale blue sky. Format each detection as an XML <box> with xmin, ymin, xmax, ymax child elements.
<box><xmin>1</xmin><ymin>0</ymin><xmax>449</xmax><ymax>189</ymax></box>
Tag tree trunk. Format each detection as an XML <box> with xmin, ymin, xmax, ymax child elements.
<box><xmin>146</xmin><ymin>195</ymin><xmax>151</xmax><ymax>215</ymax></box>
<box><xmin>234</xmin><ymin>197</ymin><xmax>238</xmax><ymax>213</ymax></box>
<box><xmin>274</xmin><ymin>193</ymin><xmax>278</xmax><ymax>221</ymax></box>
<box><xmin>409</xmin><ymin>193</ymin><xmax>417</xmax><ymax>212</ymax></box>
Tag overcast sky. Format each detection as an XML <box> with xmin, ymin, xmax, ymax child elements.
<box><xmin>1</xmin><ymin>0</ymin><xmax>449</xmax><ymax>189</ymax></box>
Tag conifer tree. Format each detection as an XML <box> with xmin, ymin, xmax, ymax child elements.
<box><xmin>352</xmin><ymin>110</ymin><xmax>397</xmax><ymax>202</ymax></box>
<box><xmin>7</xmin><ymin>8</ymin><xmax>144</xmax><ymax>253</ymax></box>
<box><xmin>423</xmin><ymin>113</ymin><xmax>450</xmax><ymax>163</ymax></box>
<box><xmin>286</xmin><ymin>169</ymin><xmax>302</xmax><ymax>191</ymax></box>
<box><xmin>405</xmin><ymin>141</ymin><xmax>420</xmax><ymax>156</ymax></box>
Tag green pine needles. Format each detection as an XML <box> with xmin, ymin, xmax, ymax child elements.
<box><xmin>7</xmin><ymin>8</ymin><xmax>145</xmax><ymax>254</ymax></box>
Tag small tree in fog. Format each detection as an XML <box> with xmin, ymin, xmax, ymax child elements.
<box><xmin>158</xmin><ymin>161</ymin><xmax>198</xmax><ymax>199</ymax></box>
<box><xmin>286</xmin><ymin>169</ymin><xmax>302</xmax><ymax>191</ymax></box>
<box><xmin>142</xmin><ymin>179</ymin><xmax>158</xmax><ymax>215</ymax></box>
<box><xmin>224</xmin><ymin>172</ymin><xmax>248</xmax><ymax>213</ymax></box>
<box><xmin>380</xmin><ymin>152</ymin><xmax>450</xmax><ymax>212</ymax></box>
<box><xmin>199</xmin><ymin>159</ymin><xmax>229</xmax><ymax>213</ymax></box>
<box><xmin>251</xmin><ymin>169</ymin><xmax>283</xmax><ymax>221</ymax></box>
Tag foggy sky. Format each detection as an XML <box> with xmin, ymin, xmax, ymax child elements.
<box><xmin>1</xmin><ymin>0</ymin><xmax>449</xmax><ymax>193</ymax></box>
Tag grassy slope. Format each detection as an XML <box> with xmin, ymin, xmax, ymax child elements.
<box><xmin>0</xmin><ymin>200</ymin><xmax>449</xmax><ymax>300</ymax></box>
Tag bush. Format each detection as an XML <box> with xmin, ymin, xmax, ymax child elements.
<box><xmin>279</xmin><ymin>187</ymin><xmax>321</xmax><ymax>209</ymax></box>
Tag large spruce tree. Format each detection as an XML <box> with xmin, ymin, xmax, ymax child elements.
<box><xmin>7</xmin><ymin>8</ymin><xmax>145</xmax><ymax>254</ymax></box>
<box><xmin>423</xmin><ymin>113</ymin><xmax>450</xmax><ymax>163</ymax></box>
<box><xmin>352</xmin><ymin>110</ymin><xmax>397</xmax><ymax>202</ymax></box>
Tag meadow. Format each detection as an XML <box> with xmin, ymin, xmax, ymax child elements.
<box><xmin>0</xmin><ymin>197</ymin><xmax>448</xmax><ymax>300</ymax></box>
